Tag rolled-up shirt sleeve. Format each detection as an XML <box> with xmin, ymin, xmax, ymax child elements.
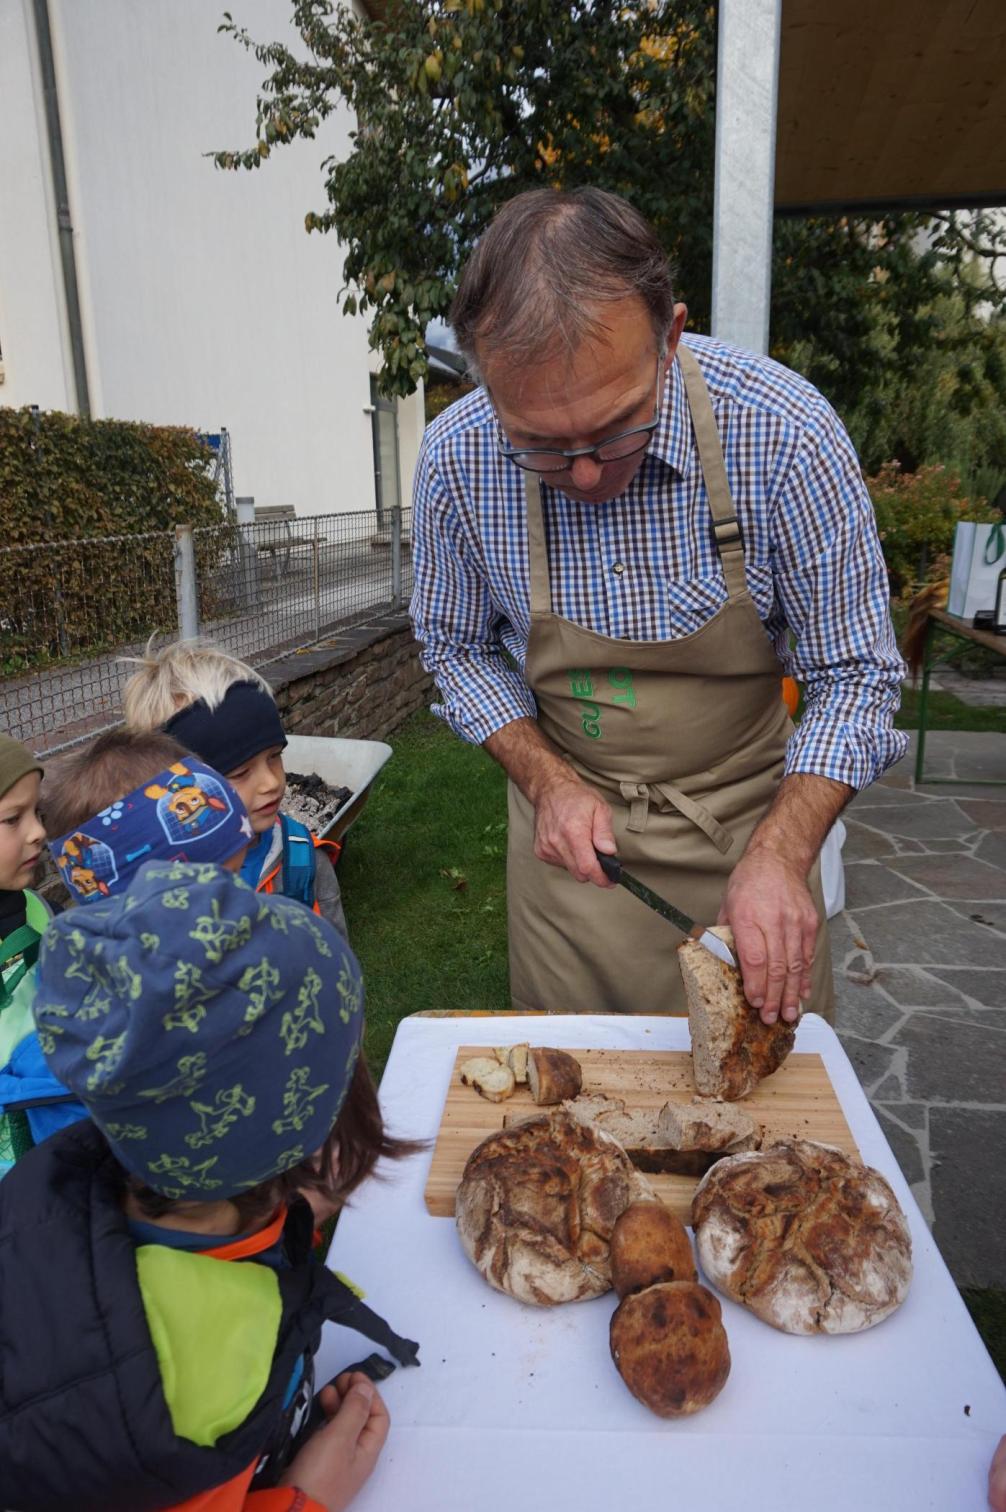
<box><xmin>410</xmin><ymin>448</ymin><xmax>537</xmax><ymax>745</ymax></box>
<box><xmin>772</xmin><ymin>404</ymin><xmax>909</xmax><ymax>790</ymax></box>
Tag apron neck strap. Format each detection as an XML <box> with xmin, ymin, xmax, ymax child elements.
<box><xmin>525</xmin><ymin>472</ymin><xmax>553</xmax><ymax>617</ymax></box>
<box><xmin>676</xmin><ymin>345</ymin><xmax>748</xmax><ymax>600</ymax></box>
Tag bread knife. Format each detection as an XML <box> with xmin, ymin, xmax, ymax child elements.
<box><xmin>593</xmin><ymin>850</ymin><xmax>737</xmax><ymax>968</ymax></box>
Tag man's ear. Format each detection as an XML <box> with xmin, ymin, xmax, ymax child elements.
<box><xmin>664</xmin><ymin>301</ymin><xmax>689</xmax><ymax>363</ymax></box>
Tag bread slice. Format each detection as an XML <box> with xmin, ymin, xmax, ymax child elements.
<box><xmin>507</xmin><ymin>1043</ymin><xmax>529</xmax><ymax>1085</ymax></box>
<box><xmin>657</xmin><ymin>1098</ymin><xmax>761</xmax><ymax>1153</ymax></box>
<box><xmin>678</xmin><ymin>926</ymin><xmax>796</xmax><ymax>1100</ymax></box>
<box><xmin>460</xmin><ymin>1056</ymin><xmax>516</xmax><ymax>1103</ymax></box>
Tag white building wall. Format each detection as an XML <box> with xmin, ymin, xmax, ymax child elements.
<box><xmin>0</xmin><ymin>0</ymin><xmax>423</xmax><ymax>518</ymax></box>
<box><xmin>0</xmin><ymin>0</ymin><xmax>76</xmax><ymax>412</ymax></box>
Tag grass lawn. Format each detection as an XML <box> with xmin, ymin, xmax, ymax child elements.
<box><xmin>340</xmin><ymin>708</ymin><xmax>1005</xmax><ymax>1380</ymax></box>
<box><xmin>339</xmin><ymin>710</ymin><xmax>510</xmax><ymax>1075</ymax></box>
<box><xmin>896</xmin><ymin>686</ymin><xmax>1006</xmax><ymax>734</ymax></box>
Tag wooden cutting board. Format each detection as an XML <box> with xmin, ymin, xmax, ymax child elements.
<box><xmin>424</xmin><ymin>1045</ymin><xmax>859</xmax><ymax>1224</ymax></box>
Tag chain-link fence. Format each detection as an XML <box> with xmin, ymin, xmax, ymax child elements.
<box><xmin>0</xmin><ymin>508</ymin><xmax>412</xmax><ymax>755</ymax></box>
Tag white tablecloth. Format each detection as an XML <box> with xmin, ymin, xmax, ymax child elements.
<box><xmin>320</xmin><ymin>1014</ymin><xmax>1005</xmax><ymax>1512</ymax></box>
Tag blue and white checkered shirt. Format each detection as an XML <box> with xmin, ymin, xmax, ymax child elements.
<box><xmin>410</xmin><ymin>334</ymin><xmax>908</xmax><ymax>790</ymax></box>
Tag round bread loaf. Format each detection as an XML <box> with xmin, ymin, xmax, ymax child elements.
<box><xmin>610</xmin><ymin>1281</ymin><xmax>731</xmax><ymax>1417</ymax></box>
<box><xmin>456</xmin><ymin>1110</ymin><xmax>654</xmax><ymax>1305</ymax></box>
<box><xmin>610</xmin><ymin>1201</ymin><xmax>698</xmax><ymax>1299</ymax></box>
<box><xmin>691</xmin><ymin>1138</ymin><xmax>913</xmax><ymax>1335</ymax></box>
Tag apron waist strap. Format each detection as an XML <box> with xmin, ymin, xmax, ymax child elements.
<box><xmin>616</xmin><ymin>779</ymin><xmax>733</xmax><ymax>853</ymax></box>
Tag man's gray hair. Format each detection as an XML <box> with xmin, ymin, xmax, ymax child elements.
<box><xmin>451</xmin><ymin>187</ymin><xmax>676</xmax><ymax>376</ymax></box>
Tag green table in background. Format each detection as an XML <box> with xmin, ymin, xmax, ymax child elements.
<box><xmin>914</xmin><ymin>607</ymin><xmax>1006</xmax><ymax>785</ymax></box>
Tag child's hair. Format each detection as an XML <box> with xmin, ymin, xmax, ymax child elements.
<box><xmin>42</xmin><ymin>729</ymin><xmax>189</xmax><ymax>838</ymax></box>
<box><xmin>121</xmin><ymin>637</ymin><xmax>273</xmax><ymax>732</ymax></box>
<box><xmin>124</xmin><ymin>1052</ymin><xmax>424</xmax><ymax>1226</ymax></box>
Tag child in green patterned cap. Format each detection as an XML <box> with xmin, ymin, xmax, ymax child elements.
<box><xmin>0</xmin><ymin>734</ymin><xmax>48</xmax><ymax>1174</ymax></box>
<box><xmin>0</xmin><ymin>859</ymin><xmax>421</xmax><ymax>1512</ymax></box>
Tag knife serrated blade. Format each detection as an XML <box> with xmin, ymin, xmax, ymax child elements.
<box><xmin>594</xmin><ymin>850</ymin><xmax>738</xmax><ymax>968</ymax></box>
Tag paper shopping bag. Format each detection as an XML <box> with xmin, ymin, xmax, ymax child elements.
<box><xmin>947</xmin><ymin>522</ymin><xmax>1006</xmax><ymax>621</ymax></box>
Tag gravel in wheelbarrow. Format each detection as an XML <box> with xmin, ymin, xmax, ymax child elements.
<box><xmin>283</xmin><ymin>770</ymin><xmax>352</xmax><ymax>834</ymax></box>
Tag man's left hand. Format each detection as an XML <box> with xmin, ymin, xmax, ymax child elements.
<box><xmin>719</xmin><ymin>847</ymin><xmax>817</xmax><ymax>1026</ymax></box>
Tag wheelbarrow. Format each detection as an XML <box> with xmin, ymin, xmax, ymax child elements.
<box><xmin>283</xmin><ymin>734</ymin><xmax>393</xmax><ymax>847</ymax></box>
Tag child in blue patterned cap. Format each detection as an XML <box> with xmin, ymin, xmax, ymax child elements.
<box><xmin>0</xmin><ymin>730</ymin><xmax>253</xmax><ymax>1162</ymax></box>
<box><xmin>0</xmin><ymin>860</ymin><xmax>420</xmax><ymax>1512</ymax></box>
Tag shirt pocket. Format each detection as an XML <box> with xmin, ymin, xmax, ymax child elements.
<box><xmin>664</xmin><ymin>573</ymin><xmax>727</xmax><ymax>636</ymax></box>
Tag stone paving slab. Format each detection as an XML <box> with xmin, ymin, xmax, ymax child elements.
<box><xmin>829</xmin><ymin>731</ymin><xmax>1006</xmax><ymax>1290</ymax></box>
<box><xmin>929</xmin><ymin>1109</ymin><xmax>1006</xmax><ymax>1288</ymax></box>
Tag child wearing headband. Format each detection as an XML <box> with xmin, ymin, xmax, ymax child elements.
<box><xmin>0</xmin><ymin>730</ymin><xmax>252</xmax><ymax>1162</ymax></box>
<box><xmin>122</xmin><ymin>639</ymin><xmax>348</xmax><ymax>940</ymax></box>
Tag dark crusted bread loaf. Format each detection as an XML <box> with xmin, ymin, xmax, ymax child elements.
<box><xmin>678</xmin><ymin>926</ymin><xmax>796</xmax><ymax>1099</ymax></box>
<box><xmin>609</xmin><ymin>1201</ymin><xmax>698</xmax><ymax>1299</ymax></box>
<box><xmin>610</xmin><ymin>1280</ymin><xmax>731</xmax><ymax>1418</ymax></box>
<box><xmin>455</xmin><ymin>1110</ymin><xmax>654</xmax><ymax>1305</ymax></box>
<box><xmin>691</xmin><ymin>1137</ymin><xmax>913</xmax><ymax>1334</ymax></box>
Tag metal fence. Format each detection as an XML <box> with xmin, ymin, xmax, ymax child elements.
<box><xmin>0</xmin><ymin>507</ymin><xmax>412</xmax><ymax>756</ymax></box>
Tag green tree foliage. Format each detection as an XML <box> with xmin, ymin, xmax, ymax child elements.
<box><xmin>213</xmin><ymin>0</ymin><xmax>715</xmax><ymax>395</ymax></box>
<box><xmin>865</xmin><ymin>462</ymin><xmax>997</xmax><ymax>599</ymax></box>
<box><xmin>773</xmin><ymin>224</ymin><xmax>1006</xmax><ymax>487</ymax></box>
<box><xmin>214</xmin><ymin>0</ymin><xmax>1006</xmax><ymax>509</ymax></box>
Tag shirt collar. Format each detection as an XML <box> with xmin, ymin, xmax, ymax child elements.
<box><xmin>646</xmin><ymin>345</ymin><xmax>694</xmax><ymax>480</ymax></box>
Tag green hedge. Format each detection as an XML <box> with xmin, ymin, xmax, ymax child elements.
<box><xmin>0</xmin><ymin>406</ymin><xmax>223</xmax><ymax>542</ymax></box>
<box><xmin>0</xmin><ymin>407</ymin><xmax>227</xmax><ymax>671</ymax></box>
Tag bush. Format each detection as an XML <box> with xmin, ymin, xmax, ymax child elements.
<box><xmin>0</xmin><ymin>407</ymin><xmax>226</xmax><ymax>671</ymax></box>
<box><xmin>424</xmin><ymin>380</ymin><xmax>475</xmax><ymax>425</ymax></box>
<box><xmin>866</xmin><ymin>462</ymin><xmax>999</xmax><ymax>599</ymax></box>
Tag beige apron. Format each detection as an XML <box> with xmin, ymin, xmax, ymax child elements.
<box><xmin>507</xmin><ymin>345</ymin><xmax>835</xmax><ymax>1020</ymax></box>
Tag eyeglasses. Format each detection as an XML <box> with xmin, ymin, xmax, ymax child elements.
<box><xmin>494</xmin><ymin>359</ymin><xmax>664</xmax><ymax>475</ymax></box>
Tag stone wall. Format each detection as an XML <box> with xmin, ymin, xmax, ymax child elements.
<box><xmin>269</xmin><ymin>612</ymin><xmax>435</xmax><ymax>742</ymax></box>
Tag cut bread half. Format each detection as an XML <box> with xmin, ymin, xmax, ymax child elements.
<box><xmin>678</xmin><ymin>925</ymin><xmax>796</xmax><ymax>1100</ymax></box>
<box><xmin>563</xmin><ymin>1093</ymin><xmax>760</xmax><ymax>1173</ymax></box>
<box><xmin>527</xmin><ymin>1047</ymin><xmax>583</xmax><ymax>1104</ymax></box>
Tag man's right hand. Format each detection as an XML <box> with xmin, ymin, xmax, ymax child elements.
<box><xmin>532</xmin><ymin>770</ymin><xmax>617</xmax><ymax>886</ymax></box>
<box><xmin>483</xmin><ymin>716</ymin><xmax>617</xmax><ymax>887</ymax></box>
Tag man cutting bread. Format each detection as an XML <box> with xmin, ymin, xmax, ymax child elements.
<box><xmin>411</xmin><ymin>188</ymin><xmax>906</xmax><ymax>1023</ymax></box>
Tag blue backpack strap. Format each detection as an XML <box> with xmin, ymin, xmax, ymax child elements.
<box><xmin>279</xmin><ymin>813</ymin><xmax>317</xmax><ymax>906</ymax></box>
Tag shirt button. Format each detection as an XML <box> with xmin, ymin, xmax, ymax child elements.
<box><xmin>612</xmin><ymin>561</ymin><xmax>625</xmax><ymax>575</ymax></box>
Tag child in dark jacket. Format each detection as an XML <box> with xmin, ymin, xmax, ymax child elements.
<box><xmin>0</xmin><ymin>860</ymin><xmax>419</xmax><ymax>1512</ymax></box>
<box><xmin>122</xmin><ymin>639</ymin><xmax>348</xmax><ymax>939</ymax></box>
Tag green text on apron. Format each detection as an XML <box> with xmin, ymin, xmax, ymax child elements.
<box><xmin>507</xmin><ymin>345</ymin><xmax>835</xmax><ymax>1020</ymax></box>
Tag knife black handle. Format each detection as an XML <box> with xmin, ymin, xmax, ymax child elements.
<box><xmin>594</xmin><ymin>848</ymin><xmax>622</xmax><ymax>884</ymax></box>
